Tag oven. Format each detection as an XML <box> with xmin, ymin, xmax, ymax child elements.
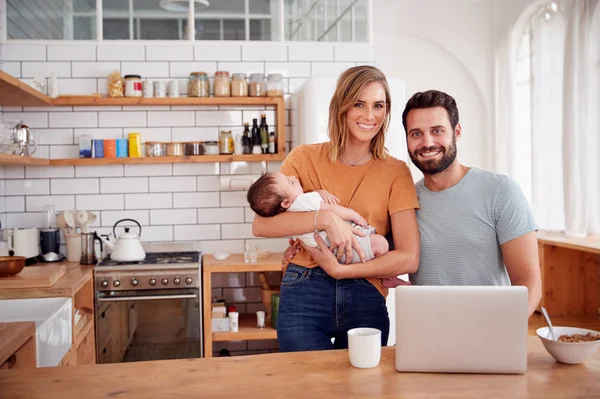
<box><xmin>94</xmin><ymin>251</ymin><xmax>202</xmax><ymax>364</ymax></box>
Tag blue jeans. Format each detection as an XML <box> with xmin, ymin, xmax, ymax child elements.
<box><xmin>277</xmin><ymin>263</ymin><xmax>389</xmax><ymax>352</ymax></box>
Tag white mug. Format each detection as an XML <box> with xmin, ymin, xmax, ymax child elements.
<box><xmin>348</xmin><ymin>327</ymin><xmax>382</xmax><ymax>368</ymax></box>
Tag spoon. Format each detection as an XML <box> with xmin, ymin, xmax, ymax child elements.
<box><xmin>541</xmin><ymin>307</ymin><xmax>558</xmax><ymax>341</ymax></box>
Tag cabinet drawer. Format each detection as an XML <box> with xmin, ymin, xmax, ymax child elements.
<box><xmin>0</xmin><ymin>337</ymin><xmax>36</xmax><ymax>370</ymax></box>
<box><xmin>77</xmin><ymin>327</ymin><xmax>96</xmax><ymax>365</ymax></box>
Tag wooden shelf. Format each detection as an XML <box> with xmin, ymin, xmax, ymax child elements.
<box><xmin>0</xmin><ymin>70</ymin><xmax>52</xmax><ymax>106</ymax></box>
<box><xmin>203</xmin><ymin>253</ymin><xmax>284</xmax><ymax>273</ymax></box>
<box><xmin>49</xmin><ymin>153</ymin><xmax>285</xmax><ymax>166</ymax></box>
<box><xmin>212</xmin><ymin>313</ymin><xmax>277</xmax><ymax>342</ymax></box>
<box><xmin>51</xmin><ymin>95</ymin><xmax>284</xmax><ymax>107</ymax></box>
<box><xmin>0</xmin><ymin>154</ymin><xmax>49</xmax><ymax>166</ymax></box>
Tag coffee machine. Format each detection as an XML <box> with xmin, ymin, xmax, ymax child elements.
<box><xmin>40</xmin><ymin>205</ymin><xmax>62</xmax><ymax>262</ymax></box>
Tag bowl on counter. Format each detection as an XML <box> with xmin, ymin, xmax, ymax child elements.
<box><xmin>536</xmin><ymin>326</ymin><xmax>600</xmax><ymax>364</ymax></box>
<box><xmin>0</xmin><ymin>256</ymin><xmax>26</xmax><ymax>277</ymax></box>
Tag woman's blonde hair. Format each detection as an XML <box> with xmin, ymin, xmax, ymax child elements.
<box><xmin>328</xmin><ymin>65</ymin><xmax>391</xmax><ymax>162</ymax></box>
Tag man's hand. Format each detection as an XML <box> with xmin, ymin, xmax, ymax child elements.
<box><xmin>301</xmin><ymin>233</ymin><xmax>342</xmax><ymax>278</ymax></box>
<box><xmin>281</xmin><ymin>238</ymin><xmax>301</xmax><ymax>270</ymax></box>
<box><xmin>317</xmin><ymin>190</ymin><xmax>340</xmax><ymax>205</ymax></box>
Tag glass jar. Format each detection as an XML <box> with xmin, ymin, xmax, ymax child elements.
<box><xmin>124</xmin><ymin>75</ymin><xmax>143</xmax><ymax>97</ymax></box>
<box><xmin>188</xmin><ymin>72</ymin><xmax>210</xmax><ymax>98</ymax></box>
<box><xmin>214</xmin><ymin>71</ymin><xmax>231</xmax><ymax>97</ymax></box>
<box><xmin>204</xmin><ymin>141</ymin><xmax>219</xmax><ymax>155</ymax></box>
<box><xmin>219</xmin><ymin>130</ymin><xmax>234</xmax><ymax>154</ymax></box>
<box><xmin>249</xmin><ymin>73</ymin><xmax>266</xmax><ymax>97</ymax></box>
<box><xmin>266</xmin><ymin>73</ymin><xmax>284</xmax><ymax>97</ymax></box>
<box><xmin>231</xmin><ymin>73</ymin><xmax>248</xmax><ymax>97</ymax></box>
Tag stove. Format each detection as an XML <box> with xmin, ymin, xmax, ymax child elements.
<box><xmin>95</xmin><ymin>251</ymin><xmax>201</xmax><ymax>291</ymax></box>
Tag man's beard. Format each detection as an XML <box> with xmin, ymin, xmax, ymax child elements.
<box><xmin>409</xmin><ymin>136</ymin><xmax>457</xmax><ymax>175</ymax></box>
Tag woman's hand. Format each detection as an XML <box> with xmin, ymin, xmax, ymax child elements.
<box><xmin>302</xmin><ymin>234</ymin><xmax>342</xmax><ymax>279</ymax></box>
<box><xmin>321</xmin><ymin>211</ymin><xmax>366</xmax><ymax>264</ymax></box>
<box><xmin>281</xmin><ymin>238</ymin><xmax>301</xmax><ymax>270</ymax></box>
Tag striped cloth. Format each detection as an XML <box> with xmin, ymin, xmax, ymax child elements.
<box><xmin>409</xmin><ymin>167</ymin><xmax>537</xmax><ymax>286</ymax></box>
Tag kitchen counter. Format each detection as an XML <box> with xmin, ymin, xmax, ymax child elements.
<box><xmin>0</xmin><ymin>337</ymin><xmax>598</xmax><ymax>398</ymax></box>
<box><xmin>537</xmin><ymin>230</ymin><xmax>600</xmax><ymax>255</ymax></box>
<box><xmin>0</xmin><ymin>322</ymin><xmax>35</xmax><ymax>367</ymax></box>
<box><xmin>0</xmin><ymin>262</ymin><xmax>93</xmax><ymax>299</ymax></box>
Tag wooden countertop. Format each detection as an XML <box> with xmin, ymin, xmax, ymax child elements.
<box><xmin>537</xmin><ymin>230</ymin><xmax>600</xmax><ymax>255</ymax></box>
<box><xmin>203</xmin><ymin>253</ymin><xmax>284</xmax><ymax>273</ymax></box>
<box><xmin>0</xmin><ymin>262</ymin><xmax>93</xmax><ymax>299</ymax></box>
<box><xmin>0</xmin><ymin>322</ymin><xmax>35</xmax><ymax>365</ymax></box>
<box><xmin>0</xmin><ymin>337</ymin><xmax>598</xmax><ymax>398</ymax></box>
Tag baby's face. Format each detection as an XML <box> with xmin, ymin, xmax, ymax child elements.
<box><xmin>273</xmin><ymin>173</ymin><xmax>303</xmax><ymax>201</ymax></box>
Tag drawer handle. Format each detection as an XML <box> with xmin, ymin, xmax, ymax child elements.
<box><xmin>6</xmin><ymin>354</ymin><xmax>16</xmax><ymax>369</ymax></box>
<box><xmin>101</xmin><ymin>311</ymin><xmax>106</xmax><ymax>319</ymax></box>
<box><xmin>102</xmin><ymin>348</ymin><xmax>107</xmax><ymax>354</ymax></box>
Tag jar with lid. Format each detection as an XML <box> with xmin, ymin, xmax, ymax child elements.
<box><xmin>188</xmin><ymin>72</ymin><xmax>210</xmax><ymax>98</ymax></box>
<box><xmin>266</xmin><ymin>74</ymin><xmax>284</xmax><ymax>96</ymax></box>
<box><xmin>214</xmin><ymin>71</ymin><xmax>231</xmax><ymax>97</ymax></box>
<box><xmin>124</xmin><ymin>75</ymin><xmax>143</xmax><ymax>97</ymax></box>
<box><xmin>219</xmin><ymin>130</ymin><xmax>234</xmax><ymax>154</ymax></box>
<box><xmin>248</xmin><ymin>73</ymin><xmax>266</xmax><ymax>97</ymax></box>
<box><xmin>231</xmin><ymin>73</ymin><xmax>248</xmax><ymax>97</ymax></box>
<box><xmin>203</xmin><ymin>141</ymin><xmax>219</xmax><ymax>155</ymax></box>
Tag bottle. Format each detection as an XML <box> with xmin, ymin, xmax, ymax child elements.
<box><xmin>268</xmin><ymin>131</ymin><xmax>276</xmax><ymax>154</ymax></box>
<box><xmin>219</xmin><ymin>130</ymin><xmax>234</xmax><ymax>155</ymax></box>
<box><xmin>229</xmin><ymin>311</ymin><xmax>239</xmax><ymax>332</ymax></box>
<box><xmin>234</xmin><ymin>133</ymin><xmax>243</xmax><ymax>155</ymax></box>
<box><xmin>251</xmin><ymin>118</ymin><xmax>261</xmax><ymax>154</ymax></box>
<box><xmin>259</xmin><ymin>114</ymin><xmax>269</xmax><ymax>154</ymax></box>
<box><xmin>49</xmin><ymin>73</ymin><xmax>59</xmax><ymax>98</ymax></box>
<box><xmin>242</xmin><ymin>122</ymin><xmax>252</xmax><ymax>154</ymax></box>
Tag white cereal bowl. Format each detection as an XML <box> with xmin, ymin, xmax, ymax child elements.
<box><xmin>536</xmin><ymin>326</ymin><xmax>600</xmax><ymax>364</ymax></box>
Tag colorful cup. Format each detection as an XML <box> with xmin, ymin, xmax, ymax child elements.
<box><xmin>92</xmin><ymin>139</ymin><xmax>104</xmax><ymax>158</ymax></box>
<box><xmin>104</xmin><ymin>139</ymin><xmax>117</xmax><ymax>158</ymax></box>
<box><xmin>116</xmin><ymin>138</ymin><xmax>128</xmax><ymax>158</ymax></box>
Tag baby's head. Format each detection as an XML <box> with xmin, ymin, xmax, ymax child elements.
<box><xmin>247</xmin><ymin>172</ymin><xmax>303</xmax><ymax>217</ymax></box>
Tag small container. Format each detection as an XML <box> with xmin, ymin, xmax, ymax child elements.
<box><xmin>116</xmin><ymin>139</ymin><xmax>128</xmax><ymax>158</ymax></box>
<box><xmin>203</xmin><ymin>141</ymin><xmax>219</xmax><ymax>155</ymax></box>
<box><xmin>128</xmin><ymin>132</ymin><xmax>142</xmax><ymax>157</ymax></box>
<box><xmin>214</xmin><ymin>71</ymin><xmax>231</xmax><ymax>97</ymax></box>
<box><xmin>256</xmin><ymin>310</ymin><xmax>265</xmax><ymax>329</ymax></box>
<box><xmin>185</xmin><ymin>142</ymin><xmax>204</xmax><ymax>156</ymax></box>
<box><xmin>268</xmin><ymin>131</ymin><xmax>276</xmax><ymax>154</ymax></box>
<box><xmin>142</xmin><ymin>80</ymin><xmax>153</xmax><ymax>97</ymax></box>
<box><xmin>168</xmin><ymin>80</ymin><xmax>180</xmax><ymax>98</ymax></box>
<box><xmin>266</xmin><ymin>73</ymin><xmax>284</xmax><ymax>96</ymax></box>
<box><xmin>188</xmin><ymin>72</ymin><xmax>210</xmax><ymax>98</ymax></box>
<box><xmin>104</xmin><ymin>139</ymin><xmax>117</xmax><ymax>158</ymax></box>
<box><xmin>219</xmin><ymin>130</ymin><xmax>234</xmax><ymax>155</ymax></box>
<box><xmin>249</xmin><ymin>73</ymin><xmax>265</xmax><ymax>97</ymax></box>
<box><xmin>92</xmin><ymin>139</ymin><xmax>104</xmax><ymax>158</ymax></box>
<box><xmin>231</xmin><ymin>73</ymin><xmax>248</xmax><ymax>97</ymax></box>
<box><xmin>124</xmin><ymin>75</ymin><xmax>143</xmax><ymax>97</ymax></box>
<box><xmin>154</xmin><ymin>80</ymin><xmax>166</xmax><ymax>98</ymax></box>
<box><xmin>166</xmin><ymin>142</ymin><xmax>185</xmax><ymax>156</ymax></box>
<box><xmin>229</xmin><ymin>312</ymin><xmax>239</xmax><ymax>333</ymax></box>
<box><xmin>145</xmin><ymin>142</ymin><xmax>166</xmax><ymax>157</ymax></box>
<box><xmin>79</xmin><ymin>135</ymin><xmax>92</xmax><ymax>158</ymax></box>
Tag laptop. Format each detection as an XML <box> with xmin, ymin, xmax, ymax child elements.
<box><xmin>394</xmin><ymin>285</ymin><xmax>528</xmax><ymax>374</ymax></box>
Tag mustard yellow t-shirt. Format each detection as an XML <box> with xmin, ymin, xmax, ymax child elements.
<box><xmin>280</xmin><ymin>142</ymin><xmax>419</xmax><ymax>297</ymax></box>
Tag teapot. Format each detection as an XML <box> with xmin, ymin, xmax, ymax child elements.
<box><xmin>100</xmin><ymin>219</ymin><xmax>146</xmax><ymax>262</ymax></box>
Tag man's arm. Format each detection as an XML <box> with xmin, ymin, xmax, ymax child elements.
<box><xmin>501</xmin><ymin>231</ymin><xmax>542</xmax><ymax>317</ymax></box>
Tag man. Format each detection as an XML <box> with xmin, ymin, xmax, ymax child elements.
<box><xmin>401</xmin><ymin>90</ymin><xmax>542</xmax><ymax>316</ymax></box>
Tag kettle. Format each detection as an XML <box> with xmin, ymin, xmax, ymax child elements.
<box><xmin>100</xmin><ymin>219</ymin><xmax>146</xmax><ymax>262</ymax></box>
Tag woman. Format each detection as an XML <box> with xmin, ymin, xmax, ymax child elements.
<box><xmin>252</xmin><ymin>66</ymin><xmax>420</xmax><ymax>351</ymax></box>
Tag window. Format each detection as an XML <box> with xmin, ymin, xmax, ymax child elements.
<box><xmin>3</xmin><ymin>0</ymin><xmax>370</xmax><ymax>42</ymax></box>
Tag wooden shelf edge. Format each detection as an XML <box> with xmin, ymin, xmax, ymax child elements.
<box><xmin>0</xmin><ymin>154</ymin><xmax>50</xmax><ymax>166</ymax></box>
<box><xmin>49</xmin><ymin>153</ymin><xmax>286</xmax><ymax>166</ymax></box>
<box><xmin>212</xmin><ymin>313</ymin><xmax>277</xmax><ymax>342</ymax></box>
<box><xmin>0</xmin><ymin>70</ymin><xmax>52</xmax><ymax>106</ymax></box>
<box><xmin>52</xmin><ymin>96</ymin><xmax>285</xmax><ymax>107</ymax></box>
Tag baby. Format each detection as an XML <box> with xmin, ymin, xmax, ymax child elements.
<box><xmin>247</xmin><ymin>172</ymin><xmax>399</xmax><ymax>272</ymax></box>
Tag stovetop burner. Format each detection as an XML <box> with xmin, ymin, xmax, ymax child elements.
<box><xmin>97</xmin><ymin>251</ymin><xmax>200</xmax><ymax>267</ymax></box>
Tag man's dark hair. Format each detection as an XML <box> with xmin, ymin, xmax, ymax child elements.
<box><xmin>247</xmin><ymin>173</ymin><xmax>287</xmax><ymax>217</ymax></box>
<box><xmin>401</xmin><ymin>90</ymin><xmax>460</xmax><ymax>134</ymax></box>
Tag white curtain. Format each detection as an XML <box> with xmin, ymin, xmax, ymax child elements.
<box><xmin>531</xmin><ymin>10</ymin><xmax>566</xmax><ymax>231</ymax></box>
<box><xmin>562</xmin><ymin>0</ymin><xmax>600</xmax><ymax>236</ymax></box>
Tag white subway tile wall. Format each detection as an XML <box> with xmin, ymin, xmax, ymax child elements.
<box><xmin>1</xmin><ymin>42</ymin><xmax>371</xmax><ymax>355</ymax></box>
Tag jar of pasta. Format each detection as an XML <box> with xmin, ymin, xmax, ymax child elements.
<box><xmin>231</xmin><ymin>73</ymin><xmax>248</xmax><ymax>97</ymax></box>
<box><xmin>188</xmin><ymin>72</ymin><xmax>210</xmax><ymax>97</ymax></box>
<box><xmin>249</xmin><ymin>73</ymin><xmax>266</xmax><ymax>97</ymax></box>
<box><xmin>214</xmin><ymin>71</ymin><xmax>231</xmax><ymax>97</ymax></box>
<box><xmin>266</xmin><ymin>73</ymin><xmax>284</xmax><ymax>96</ymax></box>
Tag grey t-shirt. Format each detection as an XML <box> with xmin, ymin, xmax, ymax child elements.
<box><xmin>409</xmin><ymin>167</ymin><xmax>537</xmax><ymax>286</ymax></box>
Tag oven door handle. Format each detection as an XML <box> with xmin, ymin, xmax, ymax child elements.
<box><xmin>97</xmin><ymin>293</ymin><xmax>197</xmax><ymax>302</ymax></box>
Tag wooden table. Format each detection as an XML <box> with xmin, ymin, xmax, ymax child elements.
<box><xmin>202</xmin><ymin>253</ymin><xmax>283</xmax><ymax>357</ymax></box>
<box><xmin>0</xmin><ymin>337</ymin><xmax>598</xmax><ymax>398</ymax></box>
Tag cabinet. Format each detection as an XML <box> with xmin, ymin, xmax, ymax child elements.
<box><xmin>202</xmin><ymin>254</ymin><xmax>283</xmax><ymax>358</ymax></box>
<box><xmin>96</xmin><ymin>300</ymin><xmax>135</xmax><ymax>363</ymax></box>
<box><xmin>0</xmin><ymin>322</ymin><xmax>36</xmax><ymax>370</ymax></box>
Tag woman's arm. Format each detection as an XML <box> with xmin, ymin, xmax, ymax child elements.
<box><xmin>303</xmin><ymin>208</ymin><xmax>420</xmax><ymax>279</ymax></box>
